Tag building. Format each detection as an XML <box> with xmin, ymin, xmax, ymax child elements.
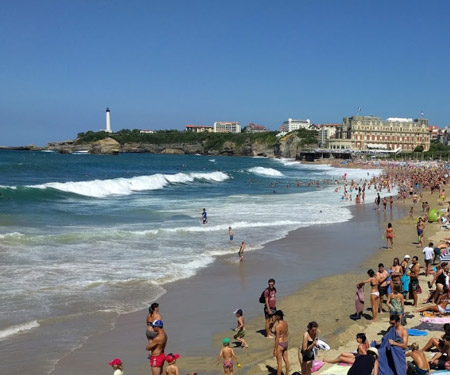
<box><xmin>328</xmin><ymin>115</ymin><xmax>430</xmax><ymax>151</ymax></box>
<box><xmin>429</xmin><ymin>125</ymin><xmax>441</xmax><ymax>142</ymax></box>
<box><xmin>317</xmin><ymin>124</ymin><xmax>340</xmax><ymax>147</ymax></box>
<box><xmin>280</xmin><ymin>118</ymin><xmax>311</xmax><ymax>132</ymax></box>
<box><xmin>213</xmin><ymin>121</ymin><xmax>241</xmax><ymax>133</ymax></box>
<box><xmin>139</xmin><ymin>130</ymin><xmax>155</xmax><ymax>134</ymax></box>
<box><xmin>245</xmin><ymin>123</ymin><xmax>269</xmax><ymax>133</ymax></box>
<box><xmin>105</xmin><ymin>107</ymin><xmax>112</xmax><ymax>133</ymax></box>
<box><xmin>185</xmin><ymin>125</ymin><xmax>214</xmax><ymax>133</ymax></box>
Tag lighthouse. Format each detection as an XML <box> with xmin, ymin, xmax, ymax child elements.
<box><xmin>105</xmin><ymin>107</ymin><xmax>112</xmax><ymax>133</ymax></box>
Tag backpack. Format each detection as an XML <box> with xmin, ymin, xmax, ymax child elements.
<box><xmin>259</xmin><ymin>289</ymin><xmax>267</xmax><ymax>303</ymax></box>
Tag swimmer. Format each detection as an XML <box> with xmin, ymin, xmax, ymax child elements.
<box><xmin>201</xmin><ymin>208</ymin><xmax>208</xmax><ymax>224</ymax></box>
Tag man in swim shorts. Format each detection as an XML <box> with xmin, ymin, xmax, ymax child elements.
<box><xmin>409</xmin><ymin>256</ymin><xmax>421</xmax><ymax>307</ymax></box>
<box><xmin>264</xmin><ymin>279</ymin><xmax>277</xmax><ymax>338</ymax></box>
<box><xmin>146</xmin><ymin>320</ymin><xmax>167</xmax><ymax>375</ymax></box>
<box><xmin>377</xmin><ymin>263</ymin><xmax>390</xmax><ymax>313</ymax></box>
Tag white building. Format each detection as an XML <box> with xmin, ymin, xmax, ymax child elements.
<box><xmin>318</xmin><ymin>124</ymin><xmax>340</xmax><ymax>147</ymax></box>
<box><xmin>281</xmin><ymin>118</ymin><xmax>311</xmax><ymax>132</ymax></box>
<box><xmin>213</xmin><ymin>121</ymin><xmax>241</xmax><ymax>133</ymax></box>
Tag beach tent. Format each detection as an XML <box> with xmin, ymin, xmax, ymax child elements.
<box><xmin>377</xmin><ymin>327</ymin><xmax>406</xmax><ymax>375</ymax></box>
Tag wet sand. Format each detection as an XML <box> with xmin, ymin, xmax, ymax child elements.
<box><xmin>52</xmin><ymin>196</ymin><xmax>409</xmax><ymax>375</ymax></box>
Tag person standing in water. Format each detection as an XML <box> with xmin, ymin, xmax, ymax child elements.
<box><xmin>202</xmin><ymin>208</ymin><xmax>207</xmax><ymax>224</ymax></box>
<box><xmin>228</xmin><ymin>227</ymin><xmax>233</xmax><ymax>244</ymax></box>
<box><xmin>238</xmin><ymin>242</ymin><xmax>245</xmax><ymax>262</ymax></box>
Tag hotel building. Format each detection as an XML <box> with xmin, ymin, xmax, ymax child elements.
<box><xmin>213</xmin><ymin>121</ymin><xmax>241</xmax><ymax>133</ymax></box>
<box><xmin>328</xmin><ymin>116</ymin><xmax>430</xmax><ymax>151</ymax></box>
<box><xmin>280</xmin><ymin>118</ymin><xmax>311</xmax><ymax>132</ymax></box>
<box><xmin>185</xmin><ymin>125</ymin><xmax>214</xmax><ymax>133</ymax></box>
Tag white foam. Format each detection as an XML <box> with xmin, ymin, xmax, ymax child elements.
<box><xmin>26</xmin><ymin>171</ymin><xmax>229</xmax><ymax>198</ymax></box>
<box><xmin>0</xmin><ymin>320</ymin><xmax>39</xmax><ymax>340</ymax></box>
<box><xmin>248</xmin><ymin>167</ymin><xmax>284</xmax><ymax>177</ymax></box>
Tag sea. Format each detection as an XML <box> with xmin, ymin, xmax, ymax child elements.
<box><xmin>0</xmin><ymin>150</ymin><xmax>384</xmax><ymax>374</ymax></box>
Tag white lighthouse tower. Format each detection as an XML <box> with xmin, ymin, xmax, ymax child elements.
<box><xmin>105</xmin><ymin>107</ymin><xmax>112</xmax><ymax>133</ymax></box>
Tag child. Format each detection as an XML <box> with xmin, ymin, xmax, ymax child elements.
<box><xmin>108</xmin><ymin>358</ymin><xmax>124</xmax><ymax>375</ymax></box>
<box><xmin>165</xmin><ymin>353</ymin><xmax>180</xmax><ymax>375</ymax></box>
<box><xmin>217</xmin><ymin>338</ymin><xmax>239</xmax><ymax>375</ymax></box>
<box><xmin>233</xmin><ymin>309</ymin><xmax>248</xmax><ymax>348</ymax></box>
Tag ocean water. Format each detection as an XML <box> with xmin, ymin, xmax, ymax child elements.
<box><xmin>0</xmin><ymin>151</ymin><xmax>383</xmax><ymax>374</ymax></box>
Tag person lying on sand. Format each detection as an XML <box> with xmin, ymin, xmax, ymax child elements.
<box><xmin>415</xmin><ymin>296</ymin><xmax>449</xmax><ymax>315</ymax></box>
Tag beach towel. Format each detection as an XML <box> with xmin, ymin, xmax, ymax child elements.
<box><xmin>433</xmin><ymin>371</ymin><xmax>450</xmax><ymax>374</ymax></box>
<box><xmin>378</xmin><ymin>327</ymin><xmax>406</xmax><ymax>375</ymax></box>
<box><xmin>311</xmin><ymin>360</ymin><xmax>325</xmax><ymax>372</ymax></box>
<box><xmin>355</xmin><ymin>285</ymin><xmax>364</xmax><ymax>315</ymax></box>
<box><xmin>401</xmin><ymin>273</ymin><xmax>410</xmax><ymax>295</ymax></box>
<box><xmin>407</xmin><ymin>328</ymin><xmax>428</xmax><ymax>336</ymax></box>
<box><xmin>421</xmin><ymin>317</ymin><xmax>450</xmax><ymax>324</ymax></box>
<box><xmin>412</xmin><ymin>322</ymin><xmax>444</xmax><ymax>331</ymax></box>
<box><xmin>321</xmin><ymin>363</ymin><xmax>351</xmax><ymax>375</ymax></box>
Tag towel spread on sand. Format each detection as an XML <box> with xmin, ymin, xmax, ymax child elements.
<box><xmin>321</xmin><ymin>363</ymin><xmax>351</xmax><ymax>375</ymax></box>
<box><xmin>355</xmin><ymin>285</ymin><xmax>364</xmax><ymax>315</ymax></box>
<box><xmin>312</xmin><ymin>360</ymin><xmax>325</xmax><ymax>372</ymax></box>
<box><xmin>412</xmin><ymin>322</ymin><xmax>444</xmax><ymax>331</ymax></box>
<box><xmin>421</xmin><ymin>317</ymin><xmax>450</xmax><ymax>324</ymax></box>
<box><xmin>378</xmin><ymin>327</ymin><xmax>406</xmax><ymax>375</ymax></box>
<box><xmin>407</xmin><ymin>328</ymin><xmax>428</xmax><ymax>336</ymax></box>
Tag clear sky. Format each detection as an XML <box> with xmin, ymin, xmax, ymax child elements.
<box><xmin>1</xmin><ymin>0</ymin><xmax>450</xmax><ymax>146</ymax></box>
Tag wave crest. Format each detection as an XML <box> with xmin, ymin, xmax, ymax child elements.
<box><xmin>248</xmin><ymin>167</ymin><xmax>284</xmax><ymax>177</ymax></box>
<box><xmin>25</xmin><ymin>171</ymin><xmax>229</xmax><ymax>198</ymax></box>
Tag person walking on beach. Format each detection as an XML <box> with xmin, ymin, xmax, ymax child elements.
<box><xmin>417</xmin><ymin>218</ymin><xmax>425</xmax><ymax>247</ymax></box>
<box><xmin>217</xmin><ymin>338</ymin><xmax>239</xmax><ymax>375</ymax></box>
<box><xmin>201</xmin><ymin>208</ymin><xmax>207</xmax><ymax>224</ymax></box>
<box><xmin>146</xmin><ymin>320</ymin><xmax>167</xmax><ymax>375</ymax></box>
<box><xmin>299</xmin><ymin>321</ymin><xmax>320</xmax><ymax>375</ymax></box>
<box><xmin>423</xmin><ymin>242</ymin><xmax>434</xmax><ymax>276</ymax></box>
<box><xmin>264</xmin><ymin>279</ymin><xmax>277</xmax><ymax>338</ymax></box>
<box><xmin>375</xmin><ymin>193</ymin><xmax>381</xmax><ymax>210</ymax></box>
<box><xmin>108</xmin><ymin>358</ymin><xmax>124</xmax><ymax>375</ymax></box>
<box><xmin>238</xmin><ymin>242</ymin><xmax>245</xmax><ymax>262</ymax></box>
<box><xmin>228</xmin><ymin>227</ymin><xmax>233</xmax><ymax>244</ymax></box>
<box><xmin>273</xmin><ymin>310</ymin><xmax>289</xmax><ymax>375</ymax></box>
<box><xmin>358</xmin><ymin>269</ymin><xmax>380</xmax><ymax>321</ymax></box>
<box><xmin>233</xmin><ymin>309</ymin><xmax>248</xmax><ymax>348</ymax></box>
<box><xmin>385</xmin><ymin>223</ymin><xmax>395</xmax><ymax>249</ymax></box>
<box><xmin>409</xmin><ymin>256</ymin><xmax>420</xmax><ymax>307</ymax></box>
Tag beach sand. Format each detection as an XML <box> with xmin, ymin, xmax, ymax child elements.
<box><xmin>51</xmin><ymin>191</ymin><xmax>445</xmax><ymax>375</ymax></box>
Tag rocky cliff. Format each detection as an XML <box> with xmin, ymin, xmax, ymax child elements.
<box><xmin>46</xmin><ymin>132</ymin><xmax>315</xmax><ymax>158</ymax></box>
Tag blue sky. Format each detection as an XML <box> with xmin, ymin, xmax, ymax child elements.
<box><xmin>1</xmin><ymin>0</ymin><xmax>449</xmax><ymax>146</ymax></box>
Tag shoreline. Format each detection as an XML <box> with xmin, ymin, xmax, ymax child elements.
<box><xmin>52</xmin><ymin>197</ymin><xmax>407</xmax><ymax>375</ymax></box>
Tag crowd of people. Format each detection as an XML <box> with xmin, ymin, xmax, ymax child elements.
<box><xmin>109</xmin><ymin>163</ymin><xmax>450</xmax><ymax>375</ymax></box>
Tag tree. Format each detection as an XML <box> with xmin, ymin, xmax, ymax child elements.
<box><xmin>414</xmin><ymin>145</ymin><xmax>424</xmax><ymax>152</ymax></box>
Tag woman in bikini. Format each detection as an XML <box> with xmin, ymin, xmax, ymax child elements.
<box><xmin>390</xmin><ymin>257</ymin><xmax>403</xmax><ymax>290</ymax></box>
<box><xmin>299</xmin><ymin>321</ymin><xmax>319</xmax><ymax>375</ymax></box>
<box><xmin>358</xmin><ymin>269</ymin><xmax>379</xmax><ymax>322</ymax></box>
<box><xmin>385</xmin><ymin>223</ymin><xmax>395</xmax><ymax>249</ymax></box>
<box><xmin>323</xmin><ymin>333</ymin><xmax>368</xmax><ymax>365</ymax></box>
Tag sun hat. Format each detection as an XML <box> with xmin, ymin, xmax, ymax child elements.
<box><xmin>404</xmin><ymin>255</ymin><xmax>411</xmax><ymax>259</ymax></box>
<box><xmin>108</xmin><ymin>358</ymin><xmax>123</xmax><ymax>366</ymax></box>
<box><xmin>151</xmin><ymin>319</ymin><xmax>163</xmax><ymax>328</ymax></box>
<box><xmin>165</xmin><ymin>353</ymin><xmax>180</xmax><ymax>363</ymax></box>
<box><xmin>367</xmin><ymin>347</ymin><xmax>379</xmax><ymax>358</ymax></box>
<box><xmin>222</xmin><ymin>337</ymin><xmax>231</xmax><ymax>345</ymax></box>
<box><xmin>233</xmin><ymin>308</ymin><xmax>243</xmax><ymax>315</ymax></box>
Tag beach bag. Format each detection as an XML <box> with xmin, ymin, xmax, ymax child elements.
<box><xmin>259</xmin><ymin>289</ymin><xmax>267</xmax><ymax>303</ymax></box>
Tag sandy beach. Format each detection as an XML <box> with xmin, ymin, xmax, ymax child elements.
<box><xmin>52</xmin><ymin>187</ymin><xmax>414</xmax><ymax>374</ymax></box>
